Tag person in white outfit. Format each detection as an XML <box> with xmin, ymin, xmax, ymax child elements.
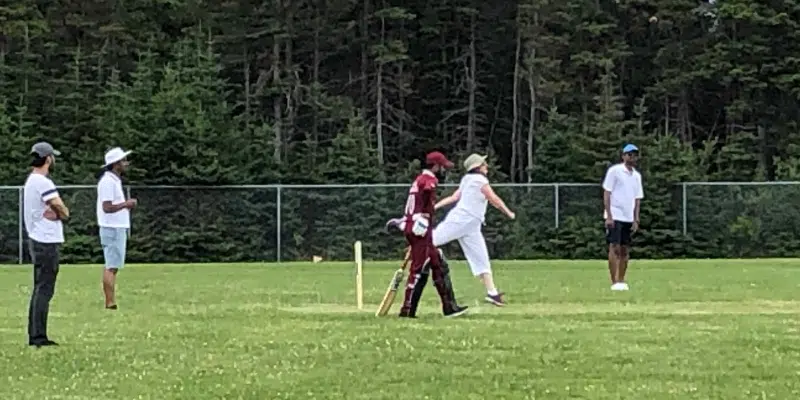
<box><xmin>97</xmin><ymin>147</ymin><xmax>137</xmax><ymax>309</ymax></box>
<box><xmin>385</xmin><ymin>154</ymin><xmax>515</xmax><ymax>305</ymax></box>
<box><xmin>431</xmin><ymin>154</ymin><xmax>515</xmax><ymax>306</ymax></box>
<box><xmin>602</xmin><ymin>144</ymin><xmax>644</xmax><ymax>292</ymax></box>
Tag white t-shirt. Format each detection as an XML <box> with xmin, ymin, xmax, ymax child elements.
<box><xmin>451</xmin><ymin>173</ymin><xmax>490</xmax><ymax>222</ymax></box>
<box><xmin>96</xmin><ymin>172</ymin><xmax>130</xmax><ymax>228</ymax></box>
<box><xmin>602</xmin><ymin>163</ymin><xmax>644</xmax><ymax>223</ymax></box>
<box><xmin>23</xmin><ymin>173</ymin><xmax>64</xmax><ymax>243</ymax></box>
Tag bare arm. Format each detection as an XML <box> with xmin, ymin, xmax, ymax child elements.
<box><xmin>632</xmin><ymin>176</ymin><xmax>643</xmax><ymax>230</ymax></box>
<box><xmin>98</xmin><ymin>179</ymin><xmax>135</xmax><ymax>213</ymax></box>
<box><xmin>103</xmin><ymin>200</ymin><xmax>129</xmax><ymax>213</ymax></box>
<box><xmin>434</xmin><ymin>189</ymin><xmax>461</xmax><ymax>210</ymax></box>
<box><xmin>46</xmin><ymin>197</ymin><xmax>70</xmax><ymax>221</ymax></box>
<box><xmin>480</xmin><ymin>184</ymin><xmax>514</xmax><ymax>218</ymax></box>
<box><xmin>602</xmin><ymin>168</ymin><xmax>616</xmax><ymax>221</ymax></box>
<box><xmin>603</xmin><ymin>190</ymin><xmax>612</xmax><ymax>220</ymax></box>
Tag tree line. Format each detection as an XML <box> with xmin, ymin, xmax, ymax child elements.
<box><xmin>0</xmin><ymin>0</ymin><xmax>797</xmax><ymax>263</ymax></box>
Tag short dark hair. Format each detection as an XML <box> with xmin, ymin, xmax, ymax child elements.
<box><xmin>30</xmin><ymin>155</ymin><xmax>47</xmax><ymax>167</ymax></box>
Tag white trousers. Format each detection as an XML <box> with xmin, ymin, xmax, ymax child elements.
<box><xmin>432</xmin><ymin>211</ymin><xmax>491</xmax><ymax>276</ymax></box>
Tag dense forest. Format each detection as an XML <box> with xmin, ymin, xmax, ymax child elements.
<box><xmin>1</xmin><ymin>0</ymin><xmax>798</xmax><ymax>263</ymax></box>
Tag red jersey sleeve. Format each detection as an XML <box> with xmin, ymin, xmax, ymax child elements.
<box><xmin>419</xmin><ymin>175</ymin><xmax>438</xmax><ymax>215</ymax></box>
<box><xmin>421</xmin><ymin>178</ymin><xmax>437</xmax><ymax>192</ymax></box>
<box><xmin>404</xmin><ymin>173</ymin><xmax>439</xmax><ymax>218</ymax></box>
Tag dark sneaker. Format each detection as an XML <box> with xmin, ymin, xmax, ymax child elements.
<box><xmin>485</xmin><ymin>293</ymin><xmax>506</xmax><ymax>307</ymax></box>
<box><xmin>398</xmin><ymin>306</ymin><xmax>417</xmax><ymax>318</ymax></box>
<box><xmin>443</xmin><ymin>305</ymin><xmax>469</xmax><ymax>318</ymax></box>
<box><xmin>106</xmin><ymin>304</ymin><xmax>118</xmax><ymax>310</ymax></box>
<box><xmin>385</xmin><ymin>218</ymin><xmax>404</xmax><ymax>234</ymax></box>
<box><xmin>29</xmin><ymin>339</ymin><xmax>59</xmax><ymax>348</ymax></box>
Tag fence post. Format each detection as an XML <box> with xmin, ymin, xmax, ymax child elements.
<box><xmin>18</xmin><ymin>187</ymin><xmax>23</xmax><ymax>264</ymax></box>
<box><xmin>681</xmin><ymin>183</ymin><xmax>687</xmax><ymax>235</ymax></box>
<box><xmin>554</xmin><ymin>184</ymin><xmax>560</xmax><ymax>229</ymax></box>
<box><xmin>276</xmin><ymin>186</ymin><xmax>282</xmax><ymax>263</ymax></box>
<box><xmin>126</xmin><ymin>186</ymin><xmax>132</xmax><ymax>237</ymax></box>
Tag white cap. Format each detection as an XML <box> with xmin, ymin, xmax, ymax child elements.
<box><xmin>103</xmin><ymin>147</ymin><xmax>133</xmax><ymax>167</ymax></box>
<box><xmin>463</xmin><ymin>154</ymin><xmax>488</xmax><ymax>171</ymax></box>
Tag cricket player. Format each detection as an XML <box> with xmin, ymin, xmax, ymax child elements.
<box><xmin>394</xmin><ymin>151</ymin><xmax>468</xmax><ymax>318</ymax></box>
<box><xmin>602</xmin><ymin>144</ymin><xmax>644</xmax><ymax>291</ymax></box>
<box><xmin>430</xmin><ymin>154</ymin><xmax>515</xmax><ymax>306</ymax></box>
<box><xmin>97</xmin><ymin>147</ymin><xmax>137</xmax><ymax>309</ymax></box>
<box><xmin>24</xmin><ymin>142</ymin><xmax>69</xmax><ymax>347</ymax></box>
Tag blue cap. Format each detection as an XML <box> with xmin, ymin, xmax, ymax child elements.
<box><xmin>622</xmin><ymin>144</ymin><xmax>638</xmax><ymax>153</ymax></box>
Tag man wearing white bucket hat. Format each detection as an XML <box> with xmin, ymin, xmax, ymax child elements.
<box><xmin>430</xmin><ymin>154</ymin><xmax>515</xmax><ymax>306</ymax></box>
<box><xmin>96</xmin><ymin>147</ymin><xmax>137</xmax><ymax>309</ymax></box>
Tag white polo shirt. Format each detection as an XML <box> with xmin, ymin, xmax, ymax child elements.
<box><xmin>602</xmin><ymin>163</ymin><xmax>644</xmax><ymax>223</ymax></box>
<box><xmin>23</xmin><ymin>173</ymin><xmax>64</xmax><ymax>243</ymax></box>
<box><xmin>451</xmin><ymin>173</ymin><xmax>490</xmax><ymax>222</ymax></box>
<box><xmin>96</xmin><ymin>172</ymin><xmax>130</xmax><ymax>228</ymax></box>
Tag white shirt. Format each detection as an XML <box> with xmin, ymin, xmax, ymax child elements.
<box><xmin>602</xmin><ymin>163</ymin><xmax>644</xmax><ymax>223</ymax></box>
<box><xmin>23</xmin><ymin>173</ymin><xmax>64</xmax><ymax>243</ymax></box>
<box><xmin>451</xmin><ymin>173</ymin><xmax>490</xmax><ymax>222</ymax></box>
<box><xmin>97</xmin><ymin>172</ymin><xmax>130</xmax><ymax>228</ymax></box>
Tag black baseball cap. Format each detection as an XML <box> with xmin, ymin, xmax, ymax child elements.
<box><xmin>30</xmin><ymin>142</ymin><xmax>61</xmax><ymax>158</ymax></box>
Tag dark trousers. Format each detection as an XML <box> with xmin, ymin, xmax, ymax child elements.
<box><xmin>28</xmin><ymin>239</ymin><xmax>60</xmax><ymax>341</ymax></box>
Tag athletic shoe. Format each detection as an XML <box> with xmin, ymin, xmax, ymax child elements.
<box><xmin>398</xmin><ymin>311</ymin><xmax>417</xmax><ymax>319</ymax></box>
<box><xmin>611</xmin><ymin>282</ymin><xmax>629</xmax><ymax>291</ymax></box>
<box><xmin>29</xmin><ymin>339</ymin><xmax>59</xmax><ymax>348</ymax></box>
<box><xmin>444</xmin><ymin>305</ymin><xmax>469</xmax><ymax>318</ymax></box>
<box><xmin>485</xmin><ymin>292</ymin><xmax>506</xmax><ymax>306</ymax></box>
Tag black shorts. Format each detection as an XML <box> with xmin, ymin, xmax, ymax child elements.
<box><xmin>605</xmin><ymin>221</ymin><xmax>633</xmax><ymax>245</ymax></box>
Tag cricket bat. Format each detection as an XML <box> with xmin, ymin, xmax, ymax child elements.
<box><xmin>375</xmin><ymin>247</ymin><xmax>411</xmax><ymax>317</ymax></box>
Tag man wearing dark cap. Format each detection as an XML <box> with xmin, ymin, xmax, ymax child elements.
<box><xmin>390</xmin><ymin>151</ymin><xmax>468</xmax><ymax>318</ymax></box>
<box><xmin>23</xmin><ymin>142</ymin><xmax>70</xmax><ymax>347</ymax></box>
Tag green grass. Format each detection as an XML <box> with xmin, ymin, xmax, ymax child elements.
<box><xmin>2</xmin><ymin>259</ymin><xmax>800</xmax><ymax>399</ymax></box>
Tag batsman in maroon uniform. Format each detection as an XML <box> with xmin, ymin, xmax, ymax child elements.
<box><xmin>393</xmin><ymin>151</ymin><xmax>468</xmax><ymax>318</ymax></box>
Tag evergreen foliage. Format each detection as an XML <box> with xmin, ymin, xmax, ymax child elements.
<box><xmin>0</xmin><ymin>0</ymin><xmax>797</xmax><ymax>261</ymax></box>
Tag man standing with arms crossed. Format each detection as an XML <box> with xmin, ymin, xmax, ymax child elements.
<box><xmin>24</xmin><ymin>142</ymin><xmax>69</xmax><ymax>347</ymax></box>
<box><xmin>97</xmin><ymin>147</ymin><xmax>137</xmax><ymax>310</ymax></box>
<box><xmin>395</xmin><ymin>151</ymin><xmax>469</xmax><ymax>318</ymax></box>
<box><xmin>602</xmin><ymin>144</ymin><xmax>644</xmax><ymax>291</ymax></box>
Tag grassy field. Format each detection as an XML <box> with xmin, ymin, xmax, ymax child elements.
<box><xmin>2</xmin><ymin>259</ymin><xmax>800</xmax><ymax>399</ymax></box>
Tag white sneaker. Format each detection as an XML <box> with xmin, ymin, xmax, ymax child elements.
<box><xmin>610</xmin><ymin>282</ymin><xmax>628</xmax><ymax>291</ymax></box>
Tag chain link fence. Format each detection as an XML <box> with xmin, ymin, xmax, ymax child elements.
<box><xmin>681</xmin><ymin>182</ymin><xmax>800</xmax><ymax>257</ymax></box>
<box><xmin>0</xmin><ymin>182</ymin><xmax>796</xmax><ymax>263</ymax></box>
